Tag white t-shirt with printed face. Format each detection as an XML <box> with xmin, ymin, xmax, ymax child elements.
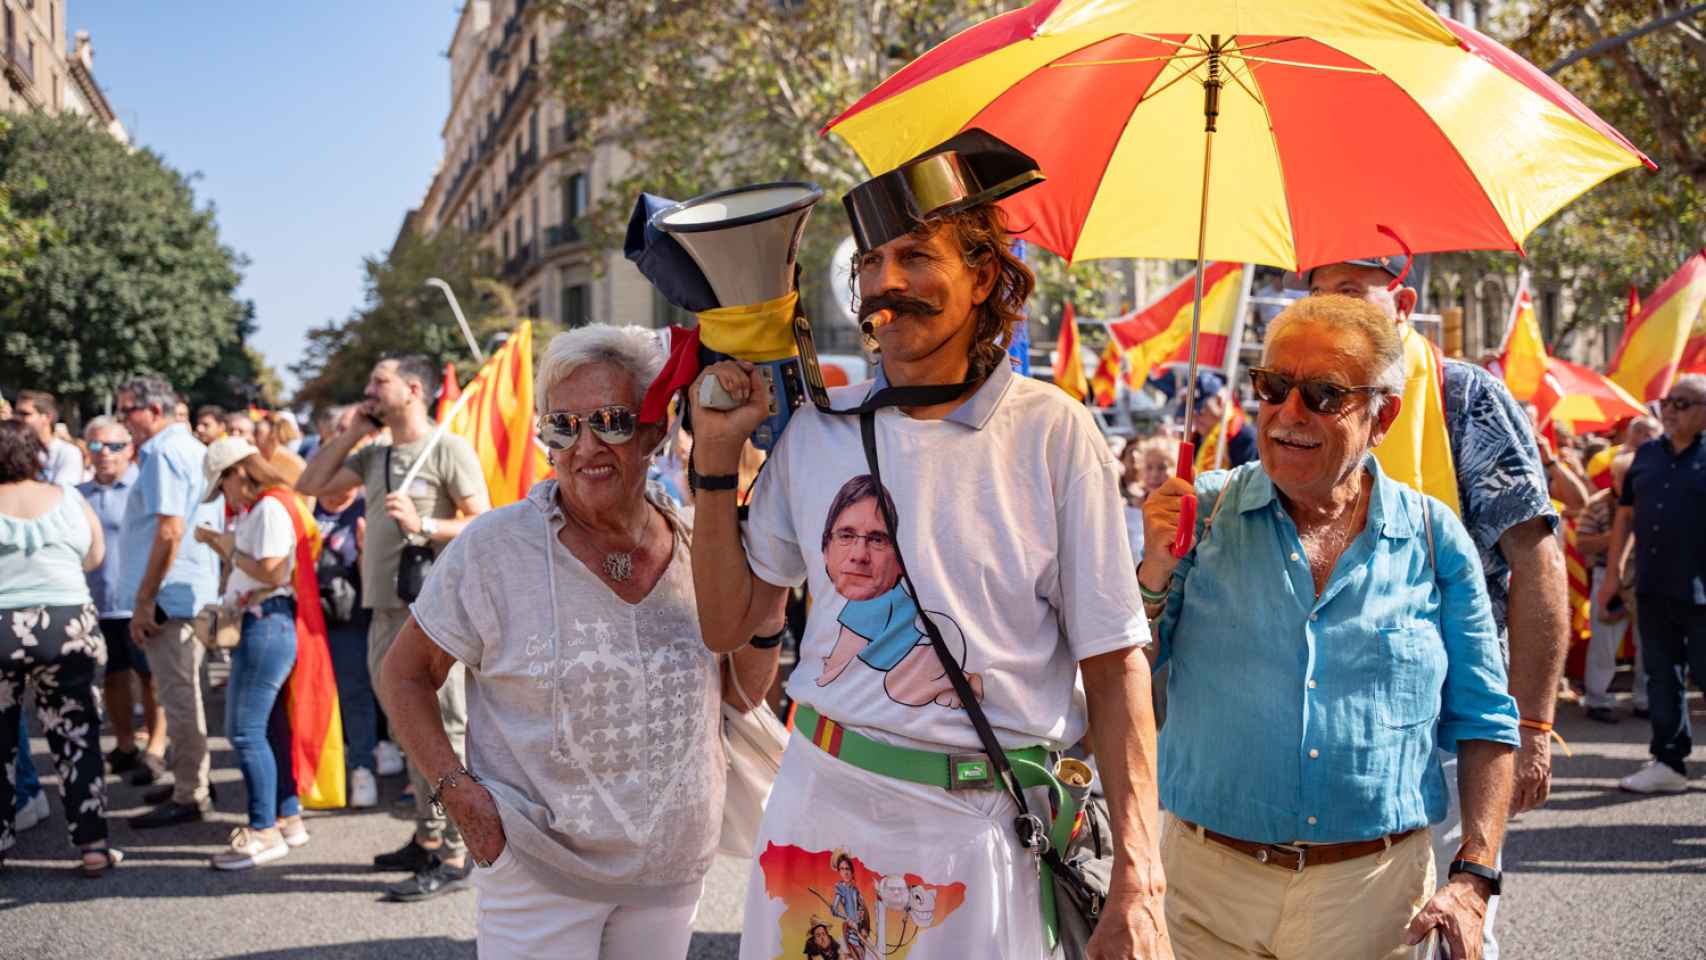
<box><xmin>743</xmin><ymin>367</ymin><xmax>1148</xmax><ymax>754</ymax></box>
<box><xmin>224</xmin><ymin>495</ymin><xmax>296</xmax><ymax>604</ymax></box>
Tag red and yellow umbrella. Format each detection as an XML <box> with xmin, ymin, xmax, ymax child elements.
<box><xmin>825</xmin><ymin>0</ymin><xmax>1651</xmax><ymax>553</ymax></box>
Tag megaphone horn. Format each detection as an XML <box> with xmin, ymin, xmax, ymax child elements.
<box><xmin>651</xmin><ymin>182</ymin><xmax>823</xmax><ymax>307</ymax></box>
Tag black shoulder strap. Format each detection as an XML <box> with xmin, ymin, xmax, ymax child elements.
<box><xmin>384</xmin><ymin>445</ymin><xmax>394</xmax><ymax>495</ymax></box>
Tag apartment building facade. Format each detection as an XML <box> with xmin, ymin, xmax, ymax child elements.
<box><xmin>3</xmin><ymin>0</ymin><xmax>125</xmax><ymax>143</ymax></box>
<box><xmin>420</xmin><ymin>0</ymin><xmax>655</xmax><ymax>332</ymax></box>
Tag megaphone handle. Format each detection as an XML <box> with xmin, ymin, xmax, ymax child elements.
<box><xmin>1172</xmin><ymin>442</ymin><xmax>1197</xmax><ymax>559</ymax></box>
<box><xmin>700</xmin><ymin>375</ymin><xmax>741</xmax><ymax>411</ymax></box>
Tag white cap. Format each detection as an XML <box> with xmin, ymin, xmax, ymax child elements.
<box><xmin>202</xmin><ymin>436</ymin><xmax>259</xmax><ymax>502</ymax></box>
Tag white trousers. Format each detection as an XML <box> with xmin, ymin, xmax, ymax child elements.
<box><xmin>1584</xmin><ymin>567</ymin><xmax>1648</xmax><ymax>710</ymax></box>
<box><xmin>473</xmin><ymin>845</ymin><xmax>700</xmax><ymax>960</ymax></box>
<box><xmin>740</xmin><ymin>735</ymin><xmax>1057</xmax><ymax>959</ymax></box>
<box><xmin>1429</xmin><ymin>752</ymin><xmax>1501</xmax><ymax>960</ymax></box>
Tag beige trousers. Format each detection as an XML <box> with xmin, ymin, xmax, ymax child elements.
<box><xmin>147</xmin><ymin>619</ymin><xmax>210</xmax><ymax>805</ymax></box>
<box><xmin>368</xmin><ymin>604</ymin><xmax>466</xmax><ymax>850</ymax></box>
<box><xmin>1162</xmin><ymin>814</ymin><xmax>1435</xmax><ymax>960</ymax></box>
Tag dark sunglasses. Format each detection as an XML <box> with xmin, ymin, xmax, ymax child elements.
<box><xmin>538</xmin><ymin>405</ymin><xmax>638</xmax><ymax>449</ymax></box>
<box><xmin>1660</xmin><ymin>396</ymin><xmax>1702</xmax><ymax>412</ymax></box>
<box><xmin>87</xmin><ymin>441</ymin><xmax>130</xmax><ymax>454</ymax></box>
<box><xmin>1247</xmin><ymin>367</ymin><xmax>1384</xmax><ymax>415</ymax></box>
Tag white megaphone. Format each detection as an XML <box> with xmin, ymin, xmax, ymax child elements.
<box><xmin>651</xmin><ymin>181</ymin><xmax>828</xmax><ymax>450</ymax></box>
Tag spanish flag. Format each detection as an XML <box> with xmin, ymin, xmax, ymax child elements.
<box><xmin>1499</xmin><ymin>285</ymin><xmax>1548</xmax><ymax>404</ymax></box>
<box><xmin>1562</xmin><ymin>515</ymin><xmax>1593</xmax><ymax>679</ymax></box>
<box><xmin>259</xmin><ymin>488</ymin><xmax>346</xmax><ymax>809</ymax></box>
<box><xmin>1535</xmin><ymin>357</ymin><xmax>1645</xmax><ymax>436</ymax></box>
<box><xmin>1052</xmin><ymin>302</ymin><xmax>1089</xmax><ymax>402</ymax></box>
<box><xmin>1608</xmin><ymin>249</ymin><xmax>1706</xmax><ymax>402</ymax></box>
<box><xmin>1089</xmin><ymin>340</ymin><xmax>1120</xmax><ymax>408</ymax></box>
<box><xmin>445</xmin><ymin>321</ymin><xmax>548</xmax><ymax>508</ymax></box>
<box><xmin>1104</xmin><ymin>263</ymin><xmax>1245</xmax><ymax>389</ymax></box>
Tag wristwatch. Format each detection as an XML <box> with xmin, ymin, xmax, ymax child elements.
<box><xmin>750</xmin><ymin>627</ymin><xmax>787</xmax><ymax>649</ymax></box>
<box><xmin>689</xmin><ymin>457</ymin><xmax>739</xmax><ymax>492</ymax></box>
<box><xmin>420</xmin><ymin>517</ymin><xmax>439</xmax><ymax>538</ymax></box>
<box><xmin>1447</xmin><ymin>858</ymin><xmax>1502</xmax><ymax>897</ymax></box>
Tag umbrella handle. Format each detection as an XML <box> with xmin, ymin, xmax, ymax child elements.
<box><xmin>1171</xmin><ymin>442</ymin><xmax>1197</xmax><ymax>558</ymax></box>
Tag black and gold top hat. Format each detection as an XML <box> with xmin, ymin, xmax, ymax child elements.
<box><xmin>842</xmin><ymin>128</ymin><xmax>1044</xmax><ymax>253</ymax></box>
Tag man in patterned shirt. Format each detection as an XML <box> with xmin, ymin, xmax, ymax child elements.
<box><xmin>1311</xmin><ymin>257</ymin><xmax>1568</xmax><ymax>960</ymax></box>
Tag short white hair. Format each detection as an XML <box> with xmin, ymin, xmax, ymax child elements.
<box><xmin>83</xmin><ymin>415</ymin><xmax>131</xmax><ymax>442</ymax></box>
<box><xmin>536</xmin><ymin>325</ymin><xmax>667</xmax><ymax>414</ymax></box>
<box><xmin>1671</xmin><ymin>372</ymin><xmax>1706</xmax><ymax>399</ymax></box>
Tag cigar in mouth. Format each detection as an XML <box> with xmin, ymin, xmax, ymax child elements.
<box><xmin>860</xmin><ymin>309</ymin><xmax>895</xmax><ymax>337</ymax></box>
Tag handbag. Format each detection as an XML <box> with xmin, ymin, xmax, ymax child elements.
<box><xmin>853</xmin><ymin>409</ymin><xmax>1109</xmax><ymax>955</ymax></box>
<box><xmin>386</xmin><ymin>447</ymin><xmax>435</xmax><ymax>603</ymax></box>
<box><xmin>717</xmin><ymin>654</ymin><xmax>788</xmax><ymax>858</ymax></box>
<box><xmin>192</xmin><ymin>601</ymin><xmax>243</xmax><ymax>651</ymax></box>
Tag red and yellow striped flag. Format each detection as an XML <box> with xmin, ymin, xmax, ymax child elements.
<box><xmin>1052</xmin><ymin>302</ymin><xmax>1089</xmax><ymax>402</ymax></box>
<box><xmin>446</xmin><ymin>321</ymin><xmax>548</xmax><ymax>508</ymax></box>
<box><xmin>1562</xmin><ymin>515</ymin><xmax>1593</xmax><ymax>675</ymax></box>
<box><xmin>1500</xmin><ymin>286</ymin><xmax>1547</xmax><ymax>403</ymax></box>
<box><xmin>260</xmin><ymin>487</ymin><xmax>346</xmax><ymax>809</ymax></box>
<box><xmin>1608</xmin><ymin>249</ymin><xmax>1706</xmax><ymax>401</ymax></box>
<box><xmin>1089</xmin><ymin>340</ymin><xmax>1120</xmax><ymax>407</ymax></box>
<box><xmin>436</xmin><ymin>363</ymin><xmax>461</xmax><ymax>423</ymax></box>
<box><xmin>1105</xmin><ymin>263</ymin><xmax>1244</xmax><ymax>389</ymax></box>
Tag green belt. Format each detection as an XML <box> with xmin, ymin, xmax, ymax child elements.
<box><xmin>793</xmin><ymin>705</ymin><xmax>1079</xmax><ymax>947</ymax></box>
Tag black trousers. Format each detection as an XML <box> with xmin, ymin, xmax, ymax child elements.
<box><xmin>1636</xmin><ymin>593</ymin><xmax>1706</xmax><ymax>771</ymax></box>
<box><xmin>0</xmin><ymin>603</ymin><xmax>109</xmax><ymax>851</ymax></box>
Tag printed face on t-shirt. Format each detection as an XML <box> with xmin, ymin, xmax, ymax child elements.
<box><xmin>823</xmin><ymin>497</ymin><xmax>901</xmax><ymax>601</ymax></box>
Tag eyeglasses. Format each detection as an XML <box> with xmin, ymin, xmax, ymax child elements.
<box><xmin>537</xmin><ymin>405</ymin><xmax>638</xmax><ymax>449</ymax></box>
<box><xmin>1660</xmin><ymin>396</ymin><xmax>1702</xmax><ymax>412</ymax></box>
<box><xmin>830</xmin><ymin>529</ymin><xmax>894</xmax><ymax>552</ymax></box>
<box><xmin>118</xmin><ymin>404</ymin><xmax>149</xmax><ymax>416</ymax></box>
<box><xmin>87</xmin><ymin>441</ymin><xmax>130</xmax><ymax>454</ymax></box>
<box><xmin>1247</xmin><ymin>368</ymin><xmax>1384</xmax><ymax>416</ymax></box>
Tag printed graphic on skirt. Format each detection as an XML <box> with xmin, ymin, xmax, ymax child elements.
<box><xmin>758</xmin><ymin>843</ymin><xmax>966</xmax><ymax>959</ymax></box>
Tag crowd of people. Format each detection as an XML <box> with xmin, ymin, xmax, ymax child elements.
<box><xmin>1</xmin><ymin>141</ymin><xmax>1703</xmax><ymax>960</ymax></box>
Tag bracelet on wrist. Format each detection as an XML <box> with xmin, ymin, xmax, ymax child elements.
<box><xmin>749</xmin><ymin>627</ymin><xmax>787</xmax><ymax>649</ymax></box>
<box><xmin>428</xmin><ymin>764</ymin><xmax>482</xmax><ymax>818</ymax></box>
<box><xmin>1136</xmin><ymin>565</ymin><xmax>1172</xmax><ymax>604</ymax></box>
<box><xmin>689</xmin><ymin>456</ymin><xmax>739</xmax><ymax>493</ymax></box>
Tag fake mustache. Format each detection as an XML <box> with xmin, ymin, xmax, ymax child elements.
<box><xmin>858</xmin><ymin>295</ymin><xmax>940</xmax><ymax>336</ymax></box>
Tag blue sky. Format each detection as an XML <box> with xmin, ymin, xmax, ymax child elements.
<box><xmin>70</xmin><ymin>1</ymin><xmax>462</xmax><ymax>393</ymax></box>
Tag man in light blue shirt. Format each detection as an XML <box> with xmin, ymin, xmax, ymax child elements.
<box><xmin>116</xmin><ymin>376</ymin><xmax>224</xmax><ymax>828</ymax></box>
<box><xmin>78</xmin><ymin>415</ymin><xmax>169</xmax><ymax>784</ymax></box>
<box><xmin>1140</xmin><ymin>296</ymin><xmax>1518</xmax><ymax>960</ymax></box>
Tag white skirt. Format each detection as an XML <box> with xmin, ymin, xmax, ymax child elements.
<box><xmin>739</xmin><ymin>734</ymin><xmax>1056</xmax><ymax>960</ymax></box>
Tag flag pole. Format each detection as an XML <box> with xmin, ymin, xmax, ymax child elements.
<box><xmin>1213</xmin><ymin>263</ymin><xmax>1257</xmax><ymax>470</ymax></box>
<box><xmin>427</xmin><ymin>278</ymin><xmax>486</xmax><ymax>364</ymax></box>
<box><xmin>397</xmin><ymin>381</ymin><xmax>482</xmax><ymax>494</ymax></box>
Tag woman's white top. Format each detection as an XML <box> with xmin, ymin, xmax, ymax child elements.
<box><xmin>222</xmin><ymin>495</ymin><xmax>296</xmax><ymax>605</ymax></box>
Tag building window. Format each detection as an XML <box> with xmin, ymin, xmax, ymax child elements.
<box><xmin>562</xmin><ymin>284</ymin><xmax>590</xmax><ymax>328</ymax></box>
<box><xmin>1541</xmin><ymin>289</ymin><xmax>1560</xmax><ymax>343</ymax></box>
<box><xmin>562</xmin><ymin>171</ymin><xmax>588</xmax><ymax>242</ymax></box>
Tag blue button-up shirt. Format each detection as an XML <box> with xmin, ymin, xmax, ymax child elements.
<box><xmin>1620</xmin><ymin>433</ymin><xmax>1706</xmax><ymax>604</ymax></box>
<box><xmin>78</xmin><ymin>465</ymin><xmax>139</xmax><ymax>618</ymax></box>
<box><xmin>118</xmin><ymin>422</ymin><xmax>223</xmax><ymax>620</ymax></box>
<box><xmin>1157</xmin><ymin>456</ymin><xmax>1519</xmax><ymax>844</ymax></box>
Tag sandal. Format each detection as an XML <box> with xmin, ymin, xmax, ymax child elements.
<box><xmin>79</xmin><ymin>846</ymin><xmax>124</xmax><ymax>878</ymax></box>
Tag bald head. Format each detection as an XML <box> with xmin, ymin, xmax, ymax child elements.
<box><xmin>1308</xmin><ymin>263</ymin><xmax>1417</xmax><ymax>326</ymax></box>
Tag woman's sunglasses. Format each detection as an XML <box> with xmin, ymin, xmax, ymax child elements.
<box><xmin>1247</xmin><ymin>368</ymin><xmax>1384</xmax><ymax>416</ymax></box>
<box><xmin>537</xmin><ymin>405</ymin><xmax>638</xmax><ymax>449</ymax></box>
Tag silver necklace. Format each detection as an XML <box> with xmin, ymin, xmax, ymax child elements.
<box><xmin>570</xmin><ymin>507</ymin><xmax>649</xmax><ymax>583</ymax></box>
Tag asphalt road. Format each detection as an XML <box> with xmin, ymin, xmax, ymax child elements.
<box><xmin>1</xmin><ymin>681</ymin><xmax>1699</xmax><ymax>959</ymax></box>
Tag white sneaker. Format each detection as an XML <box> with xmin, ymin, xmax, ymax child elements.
<box><xmin>1619</xmin><ymin>760</ymin><xmax>1688</xmax><ymax>794</ymax></box>
<box><xmin>14</xmin><ymin>792</ymin><xmax>49</xmax><ymax>832</ymax></box>
<box><xmin>210</xmin><ymin>827</ymin><xmax>290</xmax><ymax>870</ymax></box>
<box><xmin>277</xmin><ymin>816</ymin><xmax>311</xmax><ymax>848</ymax></box>
<box><xmin>349</xmin><ymin>767</ymin><xmax>379</xmax><ymax>808</ymax></box>
<box><xmin>375</xmin><ymin>741</ymin><xmax>405</xmax><ymax>777</ymax></box>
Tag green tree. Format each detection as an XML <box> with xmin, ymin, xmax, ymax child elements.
<box><xmin>538</xmin><ymin>0</ymin><xmax>1124</xmax><ymax>343</ymax></box>
<box><xmin>0</xmin><ymin>113</ymin><xmax>247</xmax><ymax>416</ymax></box>
<box><xmin>1482</xmin><ymin>1</ymin><xmax>1706</xmax><ymax>349</ymax></box>
<box><xmin>0</xmin><ymin>117</ymin><xmax>56</xmax><ymax>284</ymax></box>
<box><xmin>291</xmin><ymin>227</ymin><xmax>540</xmax><ymax>409</ymax></box>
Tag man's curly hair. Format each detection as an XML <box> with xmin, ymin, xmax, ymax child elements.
<box><xmin>849</xmin><ymin>203</ymin><xmax>1036</xmax><ymax>381</ymax></box>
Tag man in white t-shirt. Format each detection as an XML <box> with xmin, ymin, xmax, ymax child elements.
<box><xmin>688</xmin><ymin>132</ymin><xmax>1169</xmax><ymax>959</ymax></box>
<box><xmin>17</xmin><ymin>390</ymin><xmax>84</xmax><ymax>484</ymax></box>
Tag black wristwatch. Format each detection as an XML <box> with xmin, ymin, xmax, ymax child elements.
<box><xmin>688</xmin><ymin>457</ymin><xmax>739</xmax><ymax>493</ymax></box>
<box><xmin>750</xmin><ymin>627</ymin><xmax>787</xmax><ymax>649</ymax></box>
<box><xmin>1447</xmin><ymin>859</ymin><xmax>1502</xmax><ymax>897</ymax></box>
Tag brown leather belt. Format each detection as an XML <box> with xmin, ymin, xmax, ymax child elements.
<box><xmin>1182</xmin><ymin>819</ymin><xmax>1422</xmax><ymax>872</ymax></box>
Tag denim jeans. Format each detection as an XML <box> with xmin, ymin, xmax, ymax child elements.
<box><xmin>13</xmin><ymin>710</ymin><xmax>41</xmax><ymax>813</ymax></box>
<box><xmin>228</xmin><ymin>596</ymin><xmax>301</xmax><ymax>829</ymax></box>
<box><xmin>1636</xmin><ymin>594</ymin><xmax>1706</xmax><ymax>772</ymax></box>
<box><xmin>327</xmin><ymin>608</ymin><xmax>377</xmax><ymax>773</ymax></box>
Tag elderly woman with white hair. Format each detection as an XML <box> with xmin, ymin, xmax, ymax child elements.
<box><xmin>1141</xmin><ymin>296</ymin><xmax>1520</xmax><ymax>960</ymax></box>
<box><xmin>378</xmin><ymin>325</ymin><xmax>781</xmax><ymax>959</ymax></box>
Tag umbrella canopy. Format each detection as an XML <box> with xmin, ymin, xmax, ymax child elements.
<box><xmin>824</xmin><ymin>0</ymin><xmax>1653</xmax><ymax>270</ymax></box>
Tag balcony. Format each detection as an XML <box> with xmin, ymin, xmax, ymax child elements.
<box><xmin>544</xmin><ymin>222</ymin><xmax>582</xmax><ymax>251</ymax></box>
<box><xmin>505</xmin><ymin>147</ymin><xmax>538</xmax><ymax>191</ymax></box>
<box><xmin>546</xmin><ymin>118</ymin><xmax>581</xmax><ymax>154</ymax></box>
<box><xmin>2</xmin><ymin>36</ymin><xmax>34</xmax><ymax>89</ymax></box>
<box><xmin>501</xmin><ymin>239</ymin><xmax>538</xmax><ymax>281</ymax></box>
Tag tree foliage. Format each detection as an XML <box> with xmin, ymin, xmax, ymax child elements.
<box><xmin>0</xmin><ymin>117</ymin><xmax>56</xmax><ymax>285</ymax></box>
<box><xmin>291</xmin><ymin>227</ymin><xmax>542</xmax><ymax>410</ymax></box>
<box><xmin>1493</xmin><ymin>0</ymin><xmax>1706</xmax><ymax>347</ymax></box>
<box><xmin>0</xmin><ymin>113</ymin><xmax>247</xmax><ymax>417</ymax></box>
<box><xmin>539</xmin><ymin>0</ymin><xmax>1125</xmax><ymax>342</ymax></box>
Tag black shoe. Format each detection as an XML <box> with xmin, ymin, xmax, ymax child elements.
<box><xmin>373</xmin><ymin>838</ymin><xmax>437</xmax><ymax>873</ymax></box>
<box><xmin>107</xmin><ymin>747</ymin><xmax>141</xmax><ymax>774</ymax></box>
<box><xmin>383</xmin><ymin>856</ymin><xmax>471</xmax><ymax>902</ymax></box>
<box><xmin>1634</xmin><ymin>706</ymin><xmax>1650</xmax><ymax>719</ymax></box>
<box><xmin>130</xmin><ymin>753</ymin><xmax>167</xmax><ymax>786</ymax></box>
<box><xmin>129</xmin><ymin>799</ymin><xmax>210</xmax><ymax>829</ymax></box>
<box><xmin>1585</xmin><ymin>706</ymin><xmax>1621</xmax><ymax>724</ymax></box>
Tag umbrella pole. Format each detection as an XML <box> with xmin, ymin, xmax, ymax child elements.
<box><xmin>1171</xmin><ymin>35</ymin><xmax>1223</xmax><ymax>558</ymax></box>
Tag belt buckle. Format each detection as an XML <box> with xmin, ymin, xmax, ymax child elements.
<box><xmin>1266</xmin><ymin>842</ymin><xmax>1307</xmax><ymax>872</ymax></box>
<box><xmin>947</xmin><ymin>753</ymin><xmax>994</xmax><ymax>791</ymax></box>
